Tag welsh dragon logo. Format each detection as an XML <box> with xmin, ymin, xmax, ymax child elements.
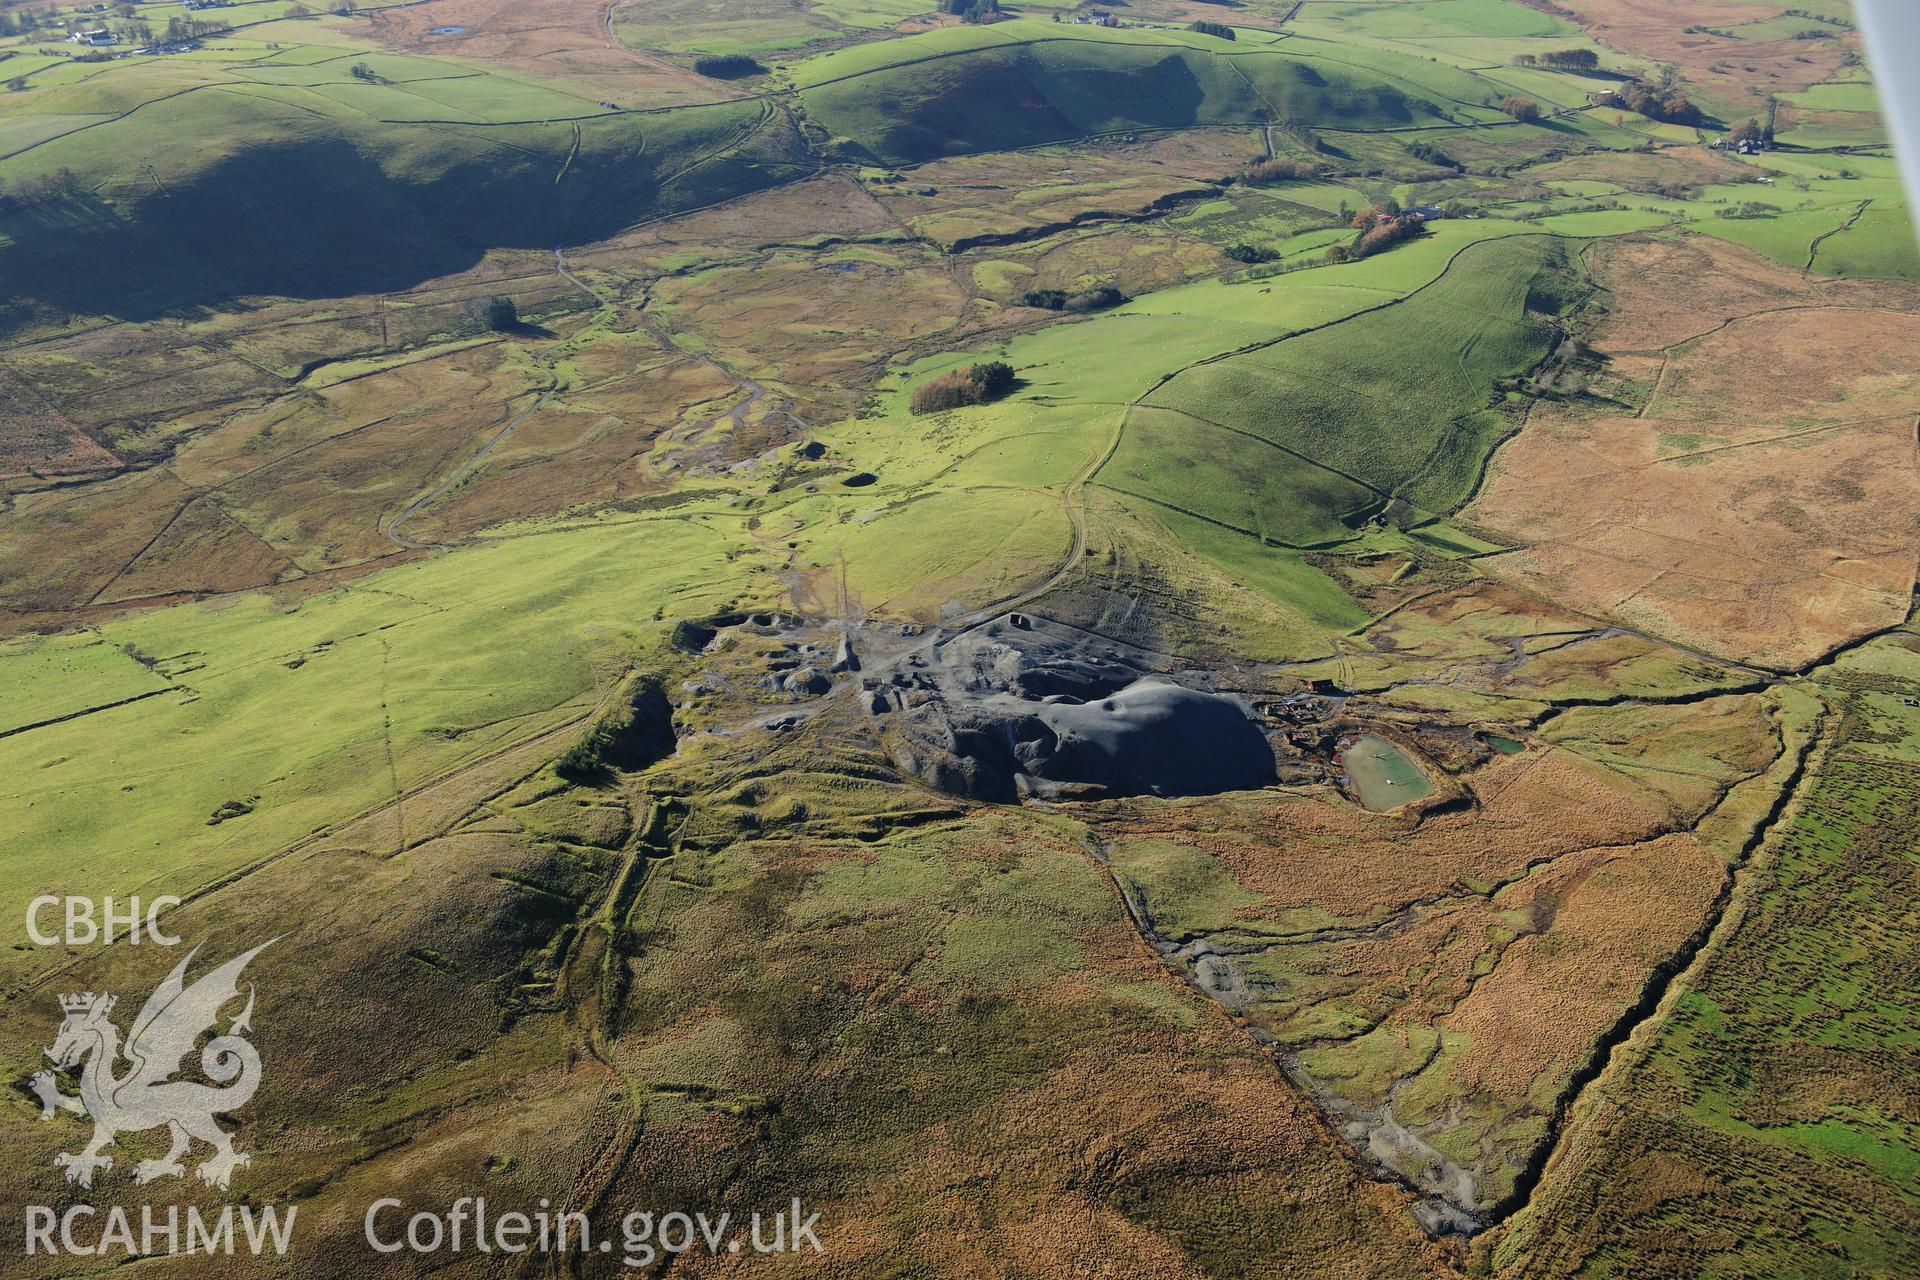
<box><xmin>30</xmin><ymin>942</ymin><xmax>273</xmax><ymax>1190</ymax></box>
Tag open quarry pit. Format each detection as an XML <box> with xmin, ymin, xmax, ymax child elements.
<box><xmin>861</xmin><ymin>615</ymin><xmax>1279</xmax><ymax>802</ymax></box>
<box><xmin>670</xmin><ymin>609</ymin><xmax>1464</xmax><ymax>815</ymax></box>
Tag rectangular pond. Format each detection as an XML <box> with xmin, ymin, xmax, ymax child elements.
<box><xmin>1341</xmin><ymin>734</ymin><xmax>1433</xmax><ymax>812</ymax></box>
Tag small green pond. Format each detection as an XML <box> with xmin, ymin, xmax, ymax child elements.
<box><xmin>1342</xmin><ymin>734</ymin><xmax>1433</xmax><ymax>812</ymax></box>
<box><xmin>1487</xmin><ymin>735</ymin><xmax>1525</xmax><ymax>756</ymax></box>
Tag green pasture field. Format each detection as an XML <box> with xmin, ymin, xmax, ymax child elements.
<box><xmin>938</xmin><ymin>215</ymin><xmax>1652</xmax><ymax>392</ymax></box>
<box><xmin>1268</xmin><ymin>37</ymin><xmax>1518</xmax><ymax>122</ymax></box>
<box><xmin>881</xmin><ymin>266</ymin><xmax>1404</xmax><ymax>411</ymax></box>
<box><xmin>1142</xmin><ymin>499</ymin><xmax>1370</xmax><ymax>633</ymax></box>
<box><xmin>1302</xmin><ymin>0</ymin><xmax>1578</xmax><ymax>40</ymax></box>
<box><xmin>309</xmin><ymin>71</ymin><xmax>614</xmax><ymax>124</ymax></box>
<box><xmin>812</xmin><ymin>0</ymin><xmax>1069</xmax><ymax>26</ymax></box>
<box><xmin>252</xmin><ymin>42</ymin><xmax>357</xmax><ymax>66</ymax></box>
<box><xmin>792</xmin><ymin>18</ymin><xmax>1522</xmax><ymax>161</ymax></box>
<box><xmin>1630</xmin><ymin>153</ymin><xmax>1918</xmax><ymax>280</ymax></box>
<box><xmin>0</xmin><ymin>632</ymin><xmax>176</xmax><ymax>735</ymax></box>
<box><xmin>790</xmin><ymin>215</ymin><xmax>1629</xmax><ymax>648</ymax></box>
<box><xmin>1688</xmin><ymin>196</ymin><xmax>1883</xmax><ymax>274</ymax></box>
<box><xmin>0</xmin><ymin>51</ymin><xmax>71</xmax><ymax>83</ymax></box>
<box><xmin>1476</xmin><ymin>64</ymin><xmax>1630</xmax><ymax>110</ymax></box>
<box><xmin>1785</xmin><ymin>81</ymin><xmax>1883</xmax><ymax>115</ymax></box>
<box><xmin>753</xmin><ymin>219</ymin><xmax>1596</xmax><ymax>631</ymax></box>
<box><xmin>0</xmin><ymin>110</ymin><xmax>109</xmax><ymax>159</ymax></box>
<box><xmin>1281</xmin><ymin>0</ymin><xmax>1642</xmax><ymax>104</ymax></box>
<box><xmin>0</xmin><ymin>510</ymin><xmax>766</xmax><ymax>941</ymax></box>
<box><xmin>1101</xmin><ymin>405</ymin><xmax>1383</xmax><ymax>546</ymax></box>
<box><xmin>1779</xmin><ymin>120</ymin><xmax>1888</xmax><ymax>149</ymax></box>
<box><xmin>139</xmin><ymin>0</ymin><xmax>311</xmax><ymax>25</ymax></box>
<box><xmin>1718</xmin><ymin>13</ymin><xmax>1841</xmax><ymax>41</ymax></box>
<box><xmin>1136</xmin><ymin>232</ymin><xmax>1578</xmax><ymax>514</ymax></box>
<box><xmin>786</xmin><ymin>19</ymin><xmax>1040</xmax><ymax>85</ymax></box>
<box><xmin>1814</xmin><ymin>203</ymin><xmax>1920</xmax><ymax>281</ymax></box>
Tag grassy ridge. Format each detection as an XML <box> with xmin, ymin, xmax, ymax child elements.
<box><xmin>0</xmin><ymin>14</ymin><xmax>1591</xmax><ymax>328</ymax></box>
<box><xmin>1101</xmin><ymin>406</ymin><xmax>1382</xmax><ymax>546</ymax></box>
<box><xmin>0</xmin><ymin>69</ymin><xmax>806</xmax><ymax>330</ymax></box>
<box><xmin>1123</xmin><ymin>234</ymin><xmax>1576</xmax><ymax>531</ymax></box>
<box><xmin>797</xmin><ymin>21</ymin><xmax>1510</xmax><ymax>165</ymax></box>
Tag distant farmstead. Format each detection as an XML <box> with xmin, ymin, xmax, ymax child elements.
<box><xmin>68</xmin><ymin>27</ymin><xmax>114</xmax><ymax>45</ymax></box>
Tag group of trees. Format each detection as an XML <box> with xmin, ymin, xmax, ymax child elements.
<box><xmin>940</xmin><ymin>0</ymin><xmax>1000</xmax><ymax>23</ymax></box>
<box><xmin>0</xmin><ymin>1</ymin><xmax>241</xmax><ymax>55</ymax></box>
<box><xmin>0</xmin><ymin>6</ymin><xmax>170</xmax><ymax>47</ymax></box>
<box><xmin>0</xmin><ymin>4</ymin><xmax>207</xmax><ymax>40</ymax></box>
<box><xmin>1405</xmin><ymin>139</ymin><xmax>1457</xmax><ymax>169</ymax></box>
<box><xmin>149</xmin><ymin>15</ymin><xmax>228</xmax><ymax>44</ymax></box>
<box><xmin>910</xmin><ymin>361</ymin><xmax>1016</xmax><ymax>415</ymax></box>
<box><xmin>0</xmin><ymin>8</ymin><xmax>60</xmax><ymax>37</ymax></box>
<box><xmin>693</xmin><ymin>54</ymin><xmax>767</xmax><ymax>79</ymax></box>
<box><xmin>1499</xmin><ymin>95</ymin><xmax>1542</xmax><ymax>121</ymax></box>
<box><xmin>1224</xmin><ymin>243</ymin><xmax>1278</xmax><ymax>264</ymax></box>
<box><xmin>1187</xmin><ymin>19</ymin><xmax>1234</xmax><ymax>40</ymax></box>
<box><xmin>555</xmin><ymin>719</ymin><xmax>616</xmax><ymax>782</ymax></box>
<box><xmin>1325</xmin><ymin>204</ymin><xmax>1425</xmax><ymax>264</ymax></box>
<box><xmin>1600</xmin><ymin>80</ymin><xmax>1701</xmax><ymax>125</ymax></box>
<box><xmin>0</xmin><ymin>167</ymin><xmax>81</xmax><ymax>215</ymax></box>
<box><xmin>1514</xmin><ymin>48</ymin><xmax>1600</xmax><ymax>71</ymax></box>
<box><xmin>1240</xmin><ymin>156</ymin><xmax>1319</xmax><ymax>185</ymax></box>
<box><xmin>1020</xmin><ymin>285</ymin><xmax>1126</xmax><ymax>313</ymax></box>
